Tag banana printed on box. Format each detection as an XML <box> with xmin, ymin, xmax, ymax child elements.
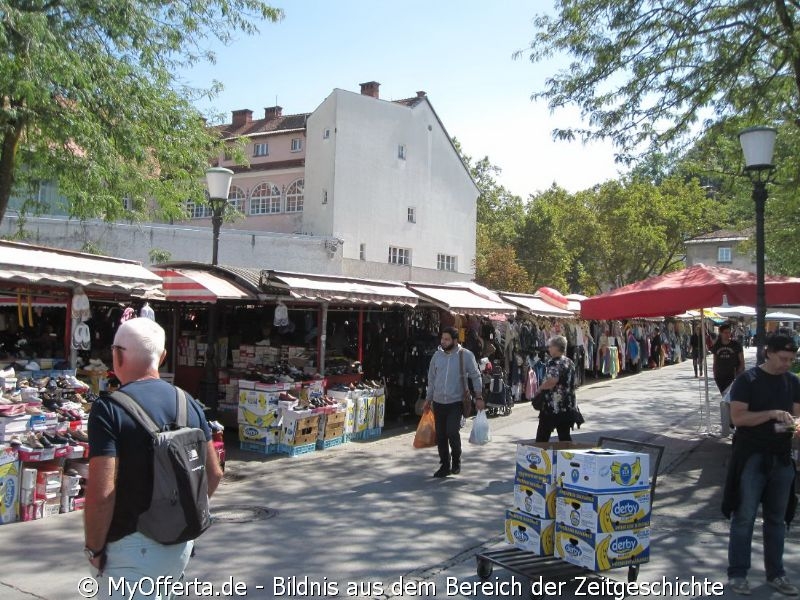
<box><xmin>555</xmin><ymin>522</ymin><xmax>650</xmax><ymax>571</ymax></box>
<box><xmin>558</xmin><ymin>449</ymin><xmax>650</xmax><ymax>493</ymax></box>
<box><xmin>504</xmin><ymin>509</ymin><xmax>555</xmax><ymax>556</ymax></box>
<box><xmin>555</xmin><ymin>488</ymin><xmax>651</xmax><ymax>533</ymax></box>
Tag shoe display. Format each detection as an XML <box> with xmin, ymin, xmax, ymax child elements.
<box><xmin>728</xmin><ymin>579</ymin><xmax>751</xmax><ymax>596</ymax></box>
<box><xmin>24</xmin><ymin>433</ymin><xmax>44</xmax><ymax>450</ymax></box>
<box><xmin>35</xmin><ymin>433</ymin><xmax>53</xmax><ymax>449</ymax></box>
<box><xmin>768</xmin><ymin>577</ymin><xmax>799</xmax><ymax>596</ymax></box>
<box><xmin>68</xmin><ymin>429</ymin><xmax>89</xmax><ymax>443</ymax></box>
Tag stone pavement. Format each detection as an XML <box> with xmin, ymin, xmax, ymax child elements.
<box><xmin>1</xmin><ymin>347</ymin><xmax>798</xmax><ymax>599</ymax></box>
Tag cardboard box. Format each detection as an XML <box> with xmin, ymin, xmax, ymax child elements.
<box><xmin>504</xmin><ymin>509</ymin><xmax>554</xmax><ymax>556</ymax></box>
<box><xmin>556</xmin><ymin>488</ymin><xmax>651</xmax><ymax>533</ymax></box>
<box><xmin>0</xmin><ymin>446</ymin><xmax>18</xmax><ymax>467</ymax></box>
<box><xmin>237</xmin><ymin>405</ymin><xmax>279</xmax><ymax>428</ymax></box>
<box><xmin>516</xmin><ymin>441</ymin><xmax>595</xmax><ymax>483</ymax></box>
<box><xmin>238</xmin><ymin>425</ymin><xmax>280</xmax><ymax>445</ymax></box>
<box><xmin>21</xmin><ymin>500</ymin><xmax>44</xmax><ymax>521</ymax></box>
<box><xmin>35</xmin><ymin>469</ymin><xmax>62</xmax><ymax>500</ymax></box>
<box><xmin>376</xmin><ymin>394</ymin><xmax>386</xmax><ymax>428</ymax></box>
<box><xmin>344</xmin><ymin>400</ymin><xmax>355</xmax><ymax>433</ymax></box>
<box><xmin>0</xmin><ymin>461</ymin><xmax>19</xmax><ymax>524</ymax></box>
<box><xmin>513</xmin><ymin>468</ymin><xmax>556</xmax><ymax>519</ymax></box>
<box><xmin>354</xmin><ymin>396</ymin><xmax>369</xmax><ymax>432</ymax></box>
<box><xmin>42</xmin><ymin>498</ymin><xmax>61</xmax><ymax>518</ymax></box>
<box><xmin>559</xmin><ymin>449</ymin><xmax>649</xmax><ymax>493</ymax></box>
<box><xmin>555</xmin><ymin>523</ymin><xmax>650</xmax><ymax>571</ymax></box>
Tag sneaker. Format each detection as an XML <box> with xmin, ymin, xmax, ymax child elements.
<box><xmin>768</xmin><ymin>577</ymin><xmax>799</xmax><ymax>596</ymax></box>
<box><xmin>728</xmin><ymin>579</ymin><xmax>751</xmax><ymax>595</ymax></box>
<box><xmin>432</xmin><ymin>466</ymin><xmax>450</xmax><ymax>478</ymax></box>
<box><xmin>451</xmin><ymin>463</ymin><xmax>461</xmax><ymax>475</ymax></box>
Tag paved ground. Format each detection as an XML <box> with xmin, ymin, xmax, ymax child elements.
<box><xmin>2</xmin><ymin>347</ymin><xmax>798</xmax><ymax>599</ymax></box>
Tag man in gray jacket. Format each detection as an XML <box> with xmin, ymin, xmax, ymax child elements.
<box><xmin>423</xmin><ymin>327</ymin><xmax>484</xmax><ymax>477</ymax></box>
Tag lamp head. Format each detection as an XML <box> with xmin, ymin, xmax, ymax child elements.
<box><xmin>205</xmin><ymin>167</ymin><xmax>234</xmax><ymax>201</ymax></box>
<box><xmin>738</xmin><ymin>126</ymin><xmax>776</xmax><ymax>172</ymax></box>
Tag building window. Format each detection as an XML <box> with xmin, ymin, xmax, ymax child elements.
<box><xmin>359</xmin><ymin>243</ymin><xmax>366</xmax><ymax>261</ymax></box>
<box><xmin>407</xmin><ymin>207</ymin><xmax>416</xmax><ymax>223</ymax></box>
<box><xmin>398</xmin><ymin>144</ymin><xmax>406</xmax><ymax>160</ymax></box>
<box><xmin>285</xmin><ymin>179</ymin><xmax>304</xmax><ymax>213</ymax></box>
<box><xmin>249</xmin><ymin>182</ymin><xmax>281</xmax><ymax>215</ymax></box>
<box><xmin>323</xmin><ymin>129</ymin><xmax>331</xmax><ymax>139</ymax></box>
<box><xmin>253</xmin><ymin>142</ymin><xmax>269</xmax><ymax>157</ymax></box>
<box><xmin>291</xmin><ymin>138</ymin><xmax>303</xmax><ymax>152</ymax></box>
<box><xmin>437</xmin><ymin>254</ymin><xmax>457</xmax><ymax>271</ymax></box>
<box><xmin>322</xmin><ymin>189</ymin><xmax>328</xmax><ymax>204</ymax></box>
<box><xmin>718</xmin><ymin>246</ymin><xmax>732</xmax><ymax>263</ymax></box>
<box><xmin>388</xmin><ymin>246</ymin><xmax>411</xmax><ymax>266</ymax></box>
<box><xmin>228</xmin><ymin>185</ymin><xmax>246</xmax><ymax>214</ymax></box>
<box><xmin>121</xmin><ymin>197</ymin><xmax>132</xmax><ymax>211</ymax></box>
<box><xmin>185</xmin><ymin>200</ymin><xmax>211</xmax><ymax>219</ymax></box>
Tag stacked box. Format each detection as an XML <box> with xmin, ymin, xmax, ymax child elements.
<box><xmin>280</xmin><ymin>412</ymin><xmax>320</xmax><ymax>446</ymax></box>
<box><xmin>237</xmin><ymin>381</ymin><xmax>282</xmax><ymax>452</ymax></box>
<box><xmin>0</xmin><ymin>461</ymin><xmax>19</xmax><ymax>524</ymax></box>
<box><xmin>504</xmin><ymin>509</ymin><xmax>555</xmax><ymax>555</ymax></box>
<box><xmin>375</xmin><ymin>394</ymin><xmax>386</xmax><ymax>428</ymax></box>
<box><xmin>513</xmin><ymin>467</ymin><xmax>557</xmax><ymax>519</ymax></box>
<box><xmin>554</xmin><ymin>448</ymin><xmax>651</xmax><ymax>572</ymax></box>
<box><xmin>354</xmin><ymin>395</ymin><xmax>369</xmax><ymax>433</ymax></box>
<box><xmin>516</xmin><ymin>441</ymin><xmax>595</xmax><ymax>484</ymax></box>
<box><xmin>318</xmin><ymin>411</ymin><xmax>346</xmax><ymax>441</ymax></box>
<box><xmin>60</xmin><ymin>474</ymin><xmax>82</xmax><ymax>513</ymax></box>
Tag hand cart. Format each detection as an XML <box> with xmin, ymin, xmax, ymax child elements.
<box><xmin>475</xmin><ymin>437</ymin><xmax>665</xmax><ymax>588</ymax></box>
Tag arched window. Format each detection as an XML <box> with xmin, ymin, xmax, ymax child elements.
<box><xmin>185</xmin><ymin>199</ymin><xmax>211</xmax><ymax>219</ymax></box>
<box><xmin>249</xmin><ymin>182</ymin><xmax>281</xmax><ymax>215</ymax></box>
<box><xmin>228</xmin><ymin>185</ymin><xmax>246</xmax><ymax>214</ymax></box>
<box><xmin>285</xmin><ymin>179</ymin><xmax>304</xmax><ymax>213</ymax></box>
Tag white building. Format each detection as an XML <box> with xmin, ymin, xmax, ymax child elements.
<box><xmin>3</xmin><ymin>82</ymin><xmax>479</xmax><ymax>284</ymax></box>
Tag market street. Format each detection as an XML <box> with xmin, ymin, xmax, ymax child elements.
<box><xmin>1</xmin><ymin>347</ymin><xmax>796</xmax><ymax>599</ymax></box>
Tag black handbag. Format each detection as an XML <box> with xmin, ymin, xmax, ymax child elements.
<box><xmin>531</xmin><ymin>391</ymin><xmax>544</xmax><ymax>411</ymax></box>
<box><xmin>571</xmin><ymin>406</ymin><xmax>585</xmax><ymax>428</ymax></box>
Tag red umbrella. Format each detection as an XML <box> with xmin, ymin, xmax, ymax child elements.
<box><xmin>580</xmin><ymin>264</ymin><xmax>800</xmax><ymax>320</ymax></box>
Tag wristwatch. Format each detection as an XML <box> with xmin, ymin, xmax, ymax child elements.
<box><xmin>84</xmin><ymin>546</ymin><xmax>105</xmax><ymax>560</ymax></box>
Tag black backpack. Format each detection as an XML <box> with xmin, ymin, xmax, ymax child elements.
<box><xmin>110</xmin><ymin>387</ymin><xmax>211</xmax><ymax>545</ymax></box>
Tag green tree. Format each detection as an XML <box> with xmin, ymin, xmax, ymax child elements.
<box><xmin>0</xmin><ymin>1</ymin><xmax>283</xmax><ymax>225</ymax></box>
<box><xmin>474</xmin><ymin>229</ymin><xmax>532</xmax><ymax>293</ymax></box>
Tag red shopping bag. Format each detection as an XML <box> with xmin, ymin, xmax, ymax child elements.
<box><xmin>413</xmin><ymin>407</ymin><xmax>437</xmax><ymax>449</ymax></box>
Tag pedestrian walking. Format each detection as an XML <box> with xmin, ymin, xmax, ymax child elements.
<box><xmin>712</xmin><ymin>323</ymin><xmax>745</xmax><ymax>395</ymax></box>
<box><xmin>689</xmin><ymin>324</ymin><xmax>705</xmax><ymax>378</ymax></box>
<box><xmin>723</xmin><ymin>333</ymin><xmax>800</xmax><ymax>596</ymax></box>
<box><xmin>650</xmin><ymin>327</ymin><xmax>663</xmax><ymax>369</ymax></box>
<box><xmin>84</xmin><ymin>318</ymin><xmax>224</xmax><ymax>594</ymax></box>
<box><xmin>534</xmin><ymin>335</ymin><xmax>578</xmax><ymax>442</ymax></box>
<box><xmin>422</xmin><ymin>327</ymin><xmax>484</xmax><ymax>478</ymax></box>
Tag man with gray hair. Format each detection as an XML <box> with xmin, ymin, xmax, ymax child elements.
<box><xmin>84</xmin><ymin>317</ymin><xmax>223</xmax><ymax>593</ymax></box>
<box><xmin>534</xmin><ymin>335</ymin><xmax>578</xmax><ymax>442</ymax></box>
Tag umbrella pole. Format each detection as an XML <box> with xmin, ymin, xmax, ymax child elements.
<box><xmin>700</xmin><ymin>310</ymin><xmax>715</xmax><ymax>436</ymax></box>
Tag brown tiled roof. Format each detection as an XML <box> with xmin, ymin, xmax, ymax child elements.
<box><xmin>213</xmin><ymin>113</ymin><xmax>309</xmax><ymax>139</ymax></box>
<box><xmin>688</xmin><ymin>228</ymin><xmax>753</xmax><ymax>241</ymax></box>
<box><xmin>224</xmin><ymin>159</ymin><xmax>305</xmax><ymax>173</ymax></box>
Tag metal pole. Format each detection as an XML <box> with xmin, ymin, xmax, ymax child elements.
<box><xmin>753</xmin><ymin>180</ymin><xmax>768</xmax><ymax>365</ymax></box>
<box><xmin>203</xmin><ymin>201</ymin><xmax>224</xmax><ymax>416</ymax></box>
<box><xmin>319</xmin><ymin>302</ymin><xmax>329</xmax><ymax>376</ymax></box>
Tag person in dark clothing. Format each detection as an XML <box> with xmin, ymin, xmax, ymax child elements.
<box><xmin>689</xmin><ymin>324</ymin><xmax>704</xmax><ymax>377</ymax></box>
<box><xmin>534</xmin><ymin>335</ymin><xmax>577</xmax><ymax>442</ymax></box>
<box><xmin>712</xmin><ymin>323</ymin><xmax>745</xmax><ymax>395</ymax></box>
<box><xmin>650</xmin><ymin>327</ymin><xmax>663</xmax><ymax>369</ymax></box>
<box><xmin>724</xmin><ymin>333</ymin><xmax>800</xmax><ymax>596</ymax></box>
<box><xmin>423</xmin><ymin>327</ymin><xmax>484</xmax><ymax>478</ymax></box>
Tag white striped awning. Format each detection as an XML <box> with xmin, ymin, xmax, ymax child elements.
<box><xmin>263</xmin><ymin>271</ymin><xmax>418</xmax><ymax>305</ymax></box>
<box><xmin>151</xmin><ymin>268</ymin><xmax>256</xmax><ymax>303</ymax></box>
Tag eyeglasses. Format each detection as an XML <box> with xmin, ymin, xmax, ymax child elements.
<box><xmin>110</xmin><ymin>345</ymin><xmax>126</xmax><ymax>352</ymax></box>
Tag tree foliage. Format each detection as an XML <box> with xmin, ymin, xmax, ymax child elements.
<box><xmin>520</xmin><ymin>0</ymin><xmax>800</xmax><ymax>159</ymax></box>
<box><xmin>0</xmin><ymin>1</ymin><xmax>283</xmax><ymax>224</ymax></box>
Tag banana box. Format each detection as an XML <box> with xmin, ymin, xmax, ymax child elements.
<box><xmin>555</xmin><ymin>522</ymin><xmax>650</xmax><ymax>571</ymax></box>
<box><xmin>556</xmin><ymin>488</ymin><xmax>650</xmax><ymax>533</ymax></box>
<box><xmin>238</xmin><ymin>425</ymin><xmax>280</xmax><ymax>445</ymax></box>
<box><xmin>366</xmin><ymin>394</ymin><xmax>377</xmax><ymax>429</ymax></box>
<box><xmin>0</xmin><ymin>461</ymin><xmax>19</xmax><ymax>524</ymax></box>
<box><xmin>237</xmin><ymin>404</ymin><xmax>279</xmax><ymax>428</ymax></box>
<box><xmin>514</xmin><ymin>467</ymin><xmax>556</xmax><ymax>519</ymax></box>
<box><xmin>558</xmin><ymin>449</ymin><xmax>649</xmax><ymax>493</ymax></box>
<box><xmin>344</xmin><ymin>399</ymin><xmax>356</xmax><ymax>434</ymax></box>
<box><xmin>354</xmin><ymin>395</ymin><xmax>369</xmax><ymax>433</ymax></box>
<box><xmin>504</xmin><ymin>509</ymin><xmax>555</xmax><ymax>556</ymax></box>
<box><xmin>376</xmin><ymin>394</ymin><xmax>386</xmax><ymax>427</ymax></box>
<box><xmin>516</xmin><ymin>441</ymin><xmax>595</xmax><ymax>483</ymax></box>
<box><xmin>238</xmin><ymin>389</ymin><xmax>281</xmax><ymax>412</ymax></box>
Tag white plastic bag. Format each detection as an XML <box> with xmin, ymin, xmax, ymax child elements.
<box><xmin>469</xmin><ymin>410</ymin><xmax>491</xmax><ymax>445</ymax></box>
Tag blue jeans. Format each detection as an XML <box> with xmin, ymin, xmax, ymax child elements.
<box><xmin>92</xmin><ymin>532</ymin><xmax>193</xmax><ymax>599</ymax></box>
<box><xmin>728</xmin><ymin>453</ymin><xmax>795</xmax><ymax>580</ymax></box>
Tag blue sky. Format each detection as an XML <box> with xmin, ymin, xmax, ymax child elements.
<box><xmin>178</xmin><ymin>0</ymin><xmax>623</xmax><ymax>197</ymax></box>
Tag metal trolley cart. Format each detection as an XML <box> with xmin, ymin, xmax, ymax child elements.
<box><xmin>475</xmin><ymin>437</ymin><xmax>665</xmax><ymax>588</ymax></box>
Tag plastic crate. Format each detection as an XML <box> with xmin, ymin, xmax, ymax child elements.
<box><xmin>277</xmin><ymin>442</ymin><xmax>316</xmax><ymax>457</ymax></box>
<box><xmin>343</xmin><ymin>432</ymin><xmax>355</xmax><ymax>443</ymax></box>
<box><xmin>240</xmin><ymin>441</ymin><xmax>279</xmax><ymax>455</ymax></box>
<box><xmin>316</xmin><ymin>435</ymin><xmax>345</xmax><ymax>450</ymax></box>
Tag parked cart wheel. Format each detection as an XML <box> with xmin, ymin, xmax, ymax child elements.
<box><xmin>627</xmin><ymin>563</ymin><xmax>639</xmax><ymax>582</ymax></box>
<box><xmin>476</xmin><ymin>557</ymin><xmax>493</xmax><ymax>580</ymax></box>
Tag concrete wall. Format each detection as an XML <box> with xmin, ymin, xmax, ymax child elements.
<box><xmin>685</xmin><ymin>240</ymin><xmax>754</xmax><ymax>273</ymax></box>
<box><xmin>303</xmin><ymin>93</ymin><xmax>338</xmax><ymax>237</ymax></box>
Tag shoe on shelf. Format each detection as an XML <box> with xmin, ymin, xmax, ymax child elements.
<box><xmin>728</xmin><ymin>578</ymin><xmax>751</xmax><ymax>595</ymax></box>
<box><xmin>24</xmin><ymin>433</ymin><xmax>44</xmax><ymax>450</ymax></box>
<box><xmin>432</xmin><ymin>465</ymin><xmax>451</xmax><ymax>478</ymax></box>
<box><xmin>768</xmin><ymin>577</ymin><xmax>799</xmax><ymax>596</ymax></box>
<box><xmin>68</xmin><ymin>429</ymin><xmax>89</xmax><ymax>443</ymax></box>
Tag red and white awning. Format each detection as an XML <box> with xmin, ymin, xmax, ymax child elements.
<box><xmin>151</xmin><ymin>268</ymin><xmax>256</xmax><ymax>303</ymax></box>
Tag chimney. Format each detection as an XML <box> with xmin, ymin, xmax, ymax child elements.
<box><xmin>264</xmin><ymin>106</ymin><xmax>283</xmax><ymax>120</ymax></box>
<box><xmin>231</xmin><ymin>109</ymin><xmax>253</xmax><ymax>129</ymax></box>
<box><xmin>416</xmin><ymin>91</ymin><xmax>426</xmax><ymax>98</ymax></box>
<box><xmin>359</xmin><ymin>81</ymin><xmax>380</xmax><ymax>99</ymax></box>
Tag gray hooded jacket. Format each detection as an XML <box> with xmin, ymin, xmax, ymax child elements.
<box><xmin>425</xmin><ymin>344</ymin><xmax>482</xmax><ymax>405</ymax></box>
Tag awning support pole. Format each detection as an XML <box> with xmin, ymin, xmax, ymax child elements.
<box><xmin>319</xmin><ymin>302</ymin><xmax>329</xmax><ymax>376</ymax></box>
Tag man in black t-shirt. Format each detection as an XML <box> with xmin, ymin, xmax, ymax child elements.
<box><xmin>724</xmin><ymin>333</ymin><xmax>800</xmax><ymax>595</ymax></box>
<box><xmin>712</xmin><ymin>323</ymin><xmax>745</xmax><ymax>395</ymax></box>
<box><xmin>84</xmin><ymin>318</ymin><xmax>223</xmax><ymax>590</ymax></box>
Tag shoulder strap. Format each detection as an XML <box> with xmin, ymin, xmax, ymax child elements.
<box><xmin>109</xmin><ymin>390</ymin><xmax>161</xmax><ymax>437</ymax></box>
<box><xmin>458</xmin><ymin>348</ymin><xmax>466</xmax><ymax>393</ymax></box>
<box><xmin>175</xmin><ymin>387</ymin><xmax>188</xmax><ymax>428</ymax></box>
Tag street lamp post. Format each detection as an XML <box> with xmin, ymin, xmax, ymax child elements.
<box><xmin>738</xmin><ymin>126</ymin><xmax>777</xmax><ymax>365</ymax></box>
<box><xmin>202</xmin><ymin>167</ymin><xmax>234</xmax><ymax>415</ymax></box>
